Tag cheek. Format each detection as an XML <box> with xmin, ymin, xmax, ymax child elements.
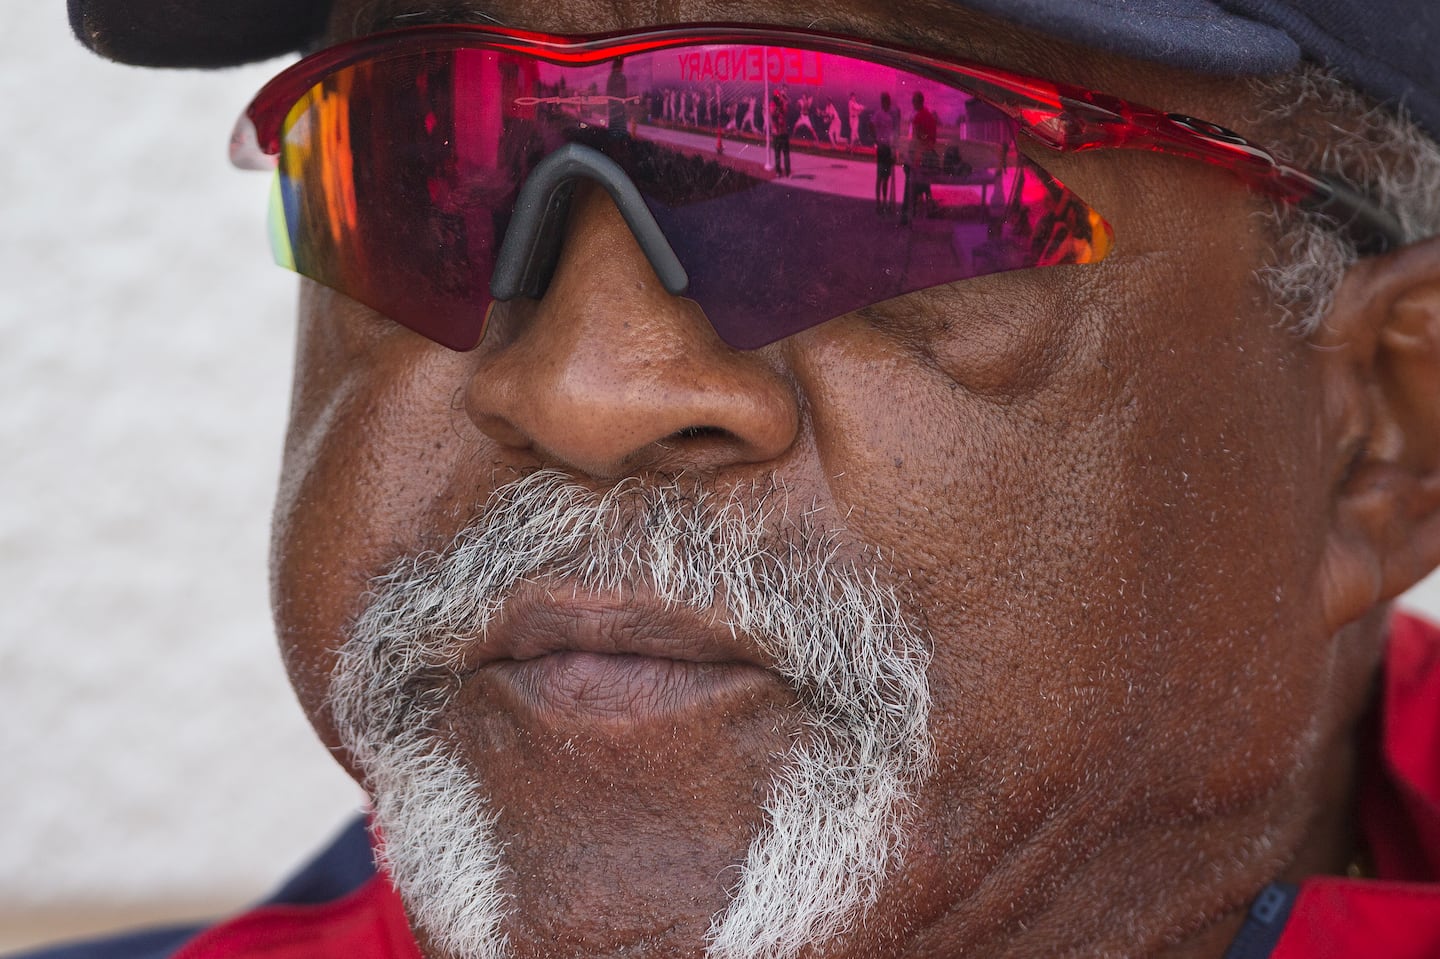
<box><xmin>795</xmin><ymin>238</ymin><xmax>1332</xmax><ymax>904</ymax></box>
<box><xmin>270</xmin><ymin>285</ymin><xmax>487</xmax><ymax>755</ymax></box>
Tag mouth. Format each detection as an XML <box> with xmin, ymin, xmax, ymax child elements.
<box><xmin>469</xmin><ymin>587</ymin><xmax>788</xmax><ymax>728</ymax></box>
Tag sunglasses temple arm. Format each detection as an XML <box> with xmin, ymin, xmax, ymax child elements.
<box><xmin>490</xmin><ymin>142</ymin><xmax>690</xmax><ymax>302</ymax></box>
<box><xmin>1293</xmin><ymin>176</ymin><xmax>1405</xmax><ymax>256</ymax></box>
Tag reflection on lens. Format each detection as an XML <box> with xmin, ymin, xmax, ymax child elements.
<box><xmin>272</xmin><ymin>42</ymin><xmax>1112</xmax><ymax>350</ymax></box>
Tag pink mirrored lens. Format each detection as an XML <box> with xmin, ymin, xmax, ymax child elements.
<box><xmin>273</xmin><ymin>42</ymin><xmax>1112</xmax><ymax>350</ymax></box>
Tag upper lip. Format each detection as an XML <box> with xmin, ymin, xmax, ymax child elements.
<box><xmin>463</xmin><ymin>582</ymin><xmax>773</xmax><ymax>673</ymax></box>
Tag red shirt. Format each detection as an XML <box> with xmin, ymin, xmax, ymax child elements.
<box><xmin>1267</xmin><ymin>612</ymin><xmax>1440</xmax><ymax>958</ymax></box>
<box><xmin>161</xmin><ymin>614</ymin><xmax>1440</xmax><ymax>959</ymax></box>
<box><xmin>910</xmin><ymin>105</ymin><xmax>937</xmax><ymax>152</ymax></box>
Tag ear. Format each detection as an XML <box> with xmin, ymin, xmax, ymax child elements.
<box><xmin>1317</xmin><ymin>235</ymin><xmax>1440</xmax><ymax>630</ymax></box>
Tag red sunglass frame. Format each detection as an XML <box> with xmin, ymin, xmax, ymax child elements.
<box><xmin>230</xmin><ymin>22</ymin><xmax>1402</xmax><ymax>255</ymax></box>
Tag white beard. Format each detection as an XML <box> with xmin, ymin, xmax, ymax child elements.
<box><xmin>328</xmin><ymin>471</ymin><xmax>934</xmax><ymax>959</ymax></box>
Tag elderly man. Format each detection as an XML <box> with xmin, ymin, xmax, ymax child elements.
<box><xmin>41</xmin><ymin>0</ymin><xmax>1440</xmax><ymax>956</ymax></box>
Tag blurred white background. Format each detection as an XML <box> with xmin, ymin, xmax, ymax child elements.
<box><xmin>4</xmin><ymin>5</ymin><xmax>1440</xmax><ymax>955</ymax></box>
<box><xmin>0</xmin><ymin>7</ymin><xmax>361</xmax><ymax>953</ymax></box>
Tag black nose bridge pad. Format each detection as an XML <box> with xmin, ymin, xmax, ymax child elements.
<box><xmin>489</xmin><ymin>142</ymin><xmax>691</xmax><ymax>302</ymax></box>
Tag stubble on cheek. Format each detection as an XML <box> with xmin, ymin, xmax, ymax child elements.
<box><xmin>789</xmin><ymin>174</ymin><xmax>1334</xmax><ymax>947</ymax></box>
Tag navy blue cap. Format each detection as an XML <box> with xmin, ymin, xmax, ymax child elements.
<box><xmin>952</xmin><ymin>0</ymin><xmax>1440</xmax><ymax>139</ymax></box>
<box><xmin>68</xmin><ymin>0</ymin><xmax>1440</xmax><ymax>138</ymax></box>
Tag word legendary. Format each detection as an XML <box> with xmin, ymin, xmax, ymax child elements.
<box><xmin>675</xmin><ymin>47</ymin><xmax>826</xmax><ymax>86</ymax></box>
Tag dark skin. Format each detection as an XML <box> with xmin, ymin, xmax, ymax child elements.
<box><xmin>268</xmin><ymin>0</ymin><xmax>1440</xmax><ymax>955</ymax></box>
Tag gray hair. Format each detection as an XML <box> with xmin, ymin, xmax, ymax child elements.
<box><xmin>1246</xmin><ymin>67</ymin><xmax>1440</xmax><ymax>334</ymax></box>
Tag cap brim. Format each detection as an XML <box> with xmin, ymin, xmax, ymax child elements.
<box><xmin>958</xmin><ymin>0</ymin><xmax>1300</xmax><ymax>73</ymax></box>
<box><xmin>69</xmin><ymin>0</ymin><xmax>330</xmax><ymax>67</ymax></box>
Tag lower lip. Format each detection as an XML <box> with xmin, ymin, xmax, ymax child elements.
<box><xmin>483</xmin><ymin>652</ymin><xmax>779</xmax><ymax>726</ymax></box>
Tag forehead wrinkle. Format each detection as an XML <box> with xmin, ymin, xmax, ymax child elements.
<box><xmin>332</xmin><ymin>0</ymin><xmax>1037</xmax><ymax>57</ymax></box>
<box><xmin>327</xmin><ymin>0</ymin><xmax>1147</xmax><ymax>95</ymax></box>
<box><xmin>332</xmin><ymin>0</ymin><xmax>510</xmax><ymax>40</ymax></box>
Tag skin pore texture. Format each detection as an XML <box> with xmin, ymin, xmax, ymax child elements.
<box><xmin>268</xmin><ymin>0</ymin><xmax>1440</xmax><ymax>956</ymax></box>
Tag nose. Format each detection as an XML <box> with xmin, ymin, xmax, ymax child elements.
<box><xmin>464</xmin><ymin>184</ymin><xmax>800</xmax><ymax>480</ymax></box>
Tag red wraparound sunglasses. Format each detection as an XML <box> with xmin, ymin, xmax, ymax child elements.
<box><xmin>231</xmin><ymin>23</ymin><xmax>1404</xmax><ymax>350</ymax></box>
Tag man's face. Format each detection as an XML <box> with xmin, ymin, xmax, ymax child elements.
<box><xmin>270</xmin><ymin>1</ymin><xmax>1356</xmax><ymax>955</ymax></box>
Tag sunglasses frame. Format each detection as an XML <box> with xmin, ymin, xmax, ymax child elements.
<box><xmin>232</xmin><ymin>22</ymin><xmax>1404</xmax><ymax>259</ymax></box>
